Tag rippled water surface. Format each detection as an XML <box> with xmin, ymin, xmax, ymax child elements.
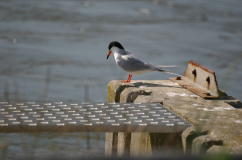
<box><xmin>0</xmin><ymin>0</ymin><xmax>242</xmax><ymax>158</ymax></box>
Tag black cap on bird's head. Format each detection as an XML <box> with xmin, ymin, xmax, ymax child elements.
<box><xmin>107</xmin><ymin>41</ymin><xmax>124</xmax><ymax>59</ymax></box>
<box><xmin>108</xmin><ymin>41</ymin><xmax>124</xmax><ymax>50</ymax></box>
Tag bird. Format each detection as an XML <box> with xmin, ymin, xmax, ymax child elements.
<box><xmin>106</xmin><ymin>41</ymin><xmax>181</xmax><ymax>83</ymax></box>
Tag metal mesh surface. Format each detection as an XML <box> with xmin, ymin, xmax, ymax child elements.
<box><xmin>0</xmin><ymin>102</ymin><xmax>190</xmax><ymax>133</ymax></box>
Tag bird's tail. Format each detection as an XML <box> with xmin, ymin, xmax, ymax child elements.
<box><xmin>155</xmin><ymin>66</ymin><xmax>182</xmax><ymax>77</ymax></box>
<box><xmin>156</xmin><ymin>65</ymin><xmax>177</xmax><ymax>68</ymax></box>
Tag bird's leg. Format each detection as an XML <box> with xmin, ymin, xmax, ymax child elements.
<box><xmin>122</xmin><ymin>74</ymin><xmax>133</xmax><ymax>83</ymax></box>
<box><xmin>127</xmin><ymin>74</ymin><xmax>132</xmax><ymax>82</ymax></box>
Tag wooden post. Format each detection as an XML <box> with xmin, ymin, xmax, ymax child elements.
<box><xmin>105</xmin><ymin>132</ymin><xmax>117</xmax><ymax>156</ymax></box>
<box><xmin>105</xmin><ymin>82</ymin><xmax>122</xmax><ymax>156</ymax></box>
<box><xmin>130</xmin><ymin>132</ymin><xmax>152</xmax><ymax>156</ymax></box>
<box><xmin>117</xmin><ymin>132</ymin><xmax>131</xmax><ymax>156</ymax></box>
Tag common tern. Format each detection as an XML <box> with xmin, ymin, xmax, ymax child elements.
<box><xmin>106</xmin><ymin>41</ymin><xmax>180</xmax><ymax>83</ymax></box>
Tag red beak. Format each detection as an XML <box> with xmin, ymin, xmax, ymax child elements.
<box><xmin>107</xmin><ymin>50</ymin><xmax>112</xmax><ymax>60</ymax></box>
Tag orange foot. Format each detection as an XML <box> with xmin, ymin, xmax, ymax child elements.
<box><xmin>121</xmin><ymin>74</ymin><xmax>132</xmax><ymax>83</ymax></box>
<box><xmin>121</xmin><ymin>80</ymin><xmax>130</xmax><ymax>83</ymax></box>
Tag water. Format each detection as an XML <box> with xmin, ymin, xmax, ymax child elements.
<box><xmin>0</xmin><ymin>0</ymin><xmax>242</xmax><ymax>158</ymax></box>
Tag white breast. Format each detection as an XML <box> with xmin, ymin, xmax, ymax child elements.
<box><xmin>113</xmin><ymin>52</ymin><xmax>120</xmax><ymax>63</ymax></box>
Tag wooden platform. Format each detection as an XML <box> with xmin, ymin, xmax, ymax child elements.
<box><xmin>107</xmin><ymin>80</ymin><xmax>242</xmax><ymax>154</ymax></box>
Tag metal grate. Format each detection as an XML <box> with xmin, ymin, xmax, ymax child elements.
<box><xmin>0</xmin><ymin>102</ymin><xmax>190</xmax><ymax>133</ymax></box>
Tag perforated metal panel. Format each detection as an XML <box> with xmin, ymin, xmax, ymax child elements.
<box><xmin>0</xmin><ymin>102</ymin><xmax>190</xmax><ymax>133</ymax></box>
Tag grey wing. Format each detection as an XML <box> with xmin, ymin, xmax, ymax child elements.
<box><xmin>117</xmin><ymin>55</ymin><xmax>155</xmax><ymax>72</ymax></box>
